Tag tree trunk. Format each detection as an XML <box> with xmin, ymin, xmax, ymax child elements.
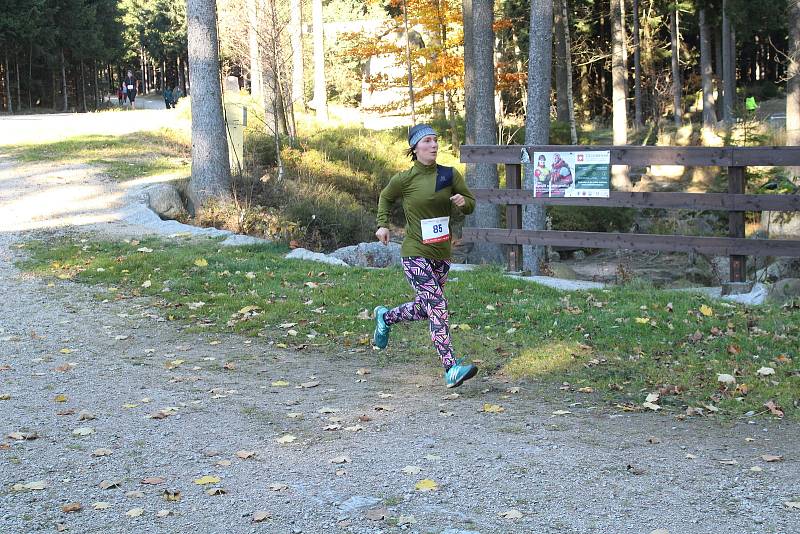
<box><xmin>290</xmin><ymin>0</ymin><xmax>304</xmax><ymax>108</ymax></box>
<box><xmin>467</xmin><ymin>0</ymin><xmax>502</xmax><ymax>263</ymax></box>
<box><xmin>311</xmin><ymin>0</ymin><xmax>327</xmax><ymax>121</ymax></box>
<box><xmin>462</xmin><ymin>0</ymin><xmax>475</xmax><ymax>145</ymax></box>
<box><xmin>632</xmin><ymin>0</ymin><xmax>643</xmax><ymax>129</ymax></box>
<box><xmin>553</xmin><ymin>2</ymin><xmax>569</xmax><ymax>123</ymax></box>
<box><xmin>247</xmin><ymin>0</ymin><xmax>262</xmax><ymax>99</ymax></box>
<box><xmin>402</xmin><ymin>0</ymin><xmax>416</xmax><ymax>123</ymax></box>
<box><xmin>15</xmin><ymin>55</ymin><xmax>21</xmax><ymax>112</ymax></box>
<box><xmin>787</xmin><ymin>0</ymin><xmax>800</xmax><ymax>181</ymax></box>
<box><xmin>28</xmin><ymin>47</ymin><xmax>33</xmax><ymax>109</ymax></box>
<box><xmin>522</xmin><ymin>0</ymin><xmax>553</xmax><ymax>274</ymax></box>
<box><xmin>80</xmin><ymin>60</ymin><xmax>87</xmax><ymax>113</ymax></box>
<box><xmin>670</xmin><ymin>7</ymin><xmax>682</xmax><ymax>127</ymax></box>
<box><xmin>643</xmin><ymin>0</ymin><xmax>658</xmax><ymax>122</ymax></box>
<box><xmin>186</xmin><ymin>0</ymin><xmax>232</xmax><ymax>214</ymax></box>
<box><xmin>60</xmin><ymin>49</ymin><xmax>68</xmax><ymax>111</ymax></box>
<box><xmin>612</xmin><ymin>0</ymin><xmax>630</xmax><ymax>189</ymax></box>
<box><xmin>722</xmin><ymin>0</ymin><xmax>735</xmax><ymax>126</ymax></box>
<box><xmin>3</xmin><ymin>53</ymin><xmax>11</xmax><ymax>113</ymax></box>
<box><xmin>699</xmin><ymin>8</ymin><xmax>717</xmax><ymax>132</ymax></box>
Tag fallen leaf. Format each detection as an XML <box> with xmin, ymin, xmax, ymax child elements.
<box><xmin>626</xmin><ymin>464</ymin><xmax>647</xmax><ymax>475</ymax></box>
<box><xmin>141</xmin><ymin>477</ymin><xmax>165</xmax><ymax>485</ymax></box>
<box><xmin>718</xmin><ymin>459</ymin><xmax>738</xmax><ymax>465</ymax></box>
<box><xmin>125</xmin><ymin>507</ymin><xmax>144</xmax><ymax>517</ymax></box>
<box><xmin>137</xmin><ymin>247</ymin><xmax>153</xmax><ymax>253</ymax></box>
<box><xmin>141</xmin><ymin>280</ymin><xmax>152</xmax><ymax>288</ymax></box>
<box><xmin>552</xmin><ymin>410</ymin><xmax>572</xmax><ymax>416</ymax></box>
<box><xmin>78</xmin><ymin>410</ymin><xmax>95</xmax><ymax>421</ymax></box>
<box><xmin>216</xmin><ymin>459</ymin><xmax>232</xmax><ymax>467</ymax></box>
<box><xmin>206</xmin><ymin>487</ymin><xmax>226</xmax><ymax>496</ymax></box>
<box><xmin>402</xmin><ymin>465</ymin><xmax>422</xmax><ymax>475</ymax></box>
<box><xmin>271</xmin><ymin>380</ymin><xmax>290</xmax><ymax>387</ymax></box>
<box><xmin>72</xmin><ymin>427</ymin><xmax>94</xmax><ymax>436</ymax></box>
<box><xmin>12</xmin><ymin>480</ymin><xmax>48</xmax><ymax>491</ymax></box>
<box><xmin>414</xmin><ymin>479</ymin><xmax>439</xmax><ymax>491</ymax></box>
<box><xmin>194</xmin><ymin>258</ymin><xmax>208</xmax><ymax>267</ymax></box>
<box><xmin>398</xmin><ymin>514</ymin><xmax>416</xmax><ymax>525</ymax></box>
<box><xmin>785</xmin><ymin>501</ymin><xmax>800</xmax><ymax>509</ymax></box>
<box><xmin>193</xmin><ymin>475</ymin><xmax>221</xmax><ymax>485</ymax></box>
<box><xmin>162</xmin><ymin>489</ymin><xmax>181</xmax><ymax>501</ymax></box>
<box><xmin>699</xmin><ymin>304</ymin><xmax>713</xmax><ymax>317</ymax></box>
<box><xmin>156</xmin><ymin>509</ymin><xmax>171</xmax><ymax>518</ymax></box>
<box><xmin>253</xmin><ymin>511</ymin><xmax>272</xmax><ymax>522</ymax></box>
<box><xmin>645</xmin><ymin>392</ymin><xmax>660</xmax><ymax>403</ymax></box>
<box><xmin>235</xmin><ymin>450</ymin><xmax>255</xmax><ymax>459</ymax></box>
<box><xmin>0</xmin><ymin>393</ymin><xmax>10</xmax><ymax>400</ymax></box>
<box><xmin>268</xmin><ymin>483</ymin><xmax>288</xmax><ymax>491</ymax></box>
<box><xmin>300</xmin><ymin>381</ymin><xmax>319</xmax><ymax>389</ymax></box>
<box><xmin>7</xmin><ymin>431</ymin><xmax>38</xmax><ymax>440</ymax></box>
<box><xmin>330</xmin><ymin>456</ymin><xmax>351</xmax><ymax>464</ymax></box>
<box><xmin>99</xmin><ymin>479</ymin><xmax>122</xmax><ymax>490</ymax></box>
<box><xmin>54</xmin><ymin>394</ymin><xmax>68</xmax><ymax>403</ymax></box>
<box><xmin>276</xmin><ymin>434</ymin><xmax>296</xmax><ymax>444</ymax></box>
<box><xmin>61</xmin><ymin>502</ymin><xmax>82</xmax><ymax>513</ymax></box>
<box><xmin>92</xmin><ymin>448</ymin><xmax>112</xmax><ymax>457</ymax></box>
<box><xmin>125</xmin><ymin>490</ymin><xmax>145</xmax><ymax>498</ymax></box>
<box><xmin>482</xmin><ymin>403</ymin><xmax>505</xmax><ymax>413</ymax></box>
<box><xmin>686</xmin><ymin>454</ymin><xmax>697</xmax><ymax>460</ymax></box>
<box><xmin>344</xmin><ymin>425</ymin><xmax>364</xmax><ymax>432</ymax></box>
<box><xmin>577</xmin><ymin>387</ymin><xmax>594</xmax><ymax>393</ymax></box>
<box><xmin>355</xmin><ymin>367</ymin><xmax>370</xmax><ymax>375</ymax></box>
<box><xmin>764</xmin><ymin>400</ymin><xmax>784</xmax><ymax>417</ymax></box>
<box><xmin>717</xmin><ymin>373</ymin><xmax>736</xmax><ymax>385</ymax></box>
<box><xmin>642</xmin><ymin>402</ymin><xmax>661</xmax><ymax>411</ymax></box>
<box><xmin>92</xmin><ymin>502</ymin><xmax>110</xmax><ymax>510</ymax></box>
<box><xmin>756</xmin><ymin>367</ymin><xmax>775</xmax><ymax>377</ymax></box>
<box><xmin>761</xmin><ymin>454</ymin><xmax>783</xmax><ymax>462</ymax></box>
<box><xmin>499</xmin><ymin>509</ymin><xmax>524</xmax><ymax>519</ymax></box>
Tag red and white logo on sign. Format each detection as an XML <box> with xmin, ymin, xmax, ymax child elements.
<box><xmin>577</xmin><ymin>154</ymin><xmax>584</xmax><ymax>162</ymax></box>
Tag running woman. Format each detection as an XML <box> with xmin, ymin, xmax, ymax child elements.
<box><xmin>372</xmin><ymin>124</ymin><xmax>479</xmax><ymax>388</ymax></box>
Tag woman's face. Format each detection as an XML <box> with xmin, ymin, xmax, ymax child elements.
<box><xmin>414</xmin><ymin>135</ymin><xmax>438</xmax><ymax>165</ymax></box>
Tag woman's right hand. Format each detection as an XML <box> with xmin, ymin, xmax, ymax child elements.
<box><xmin>376</xmin><ymin>227</ymin><xmax>390</xmax><ymax>245</ymax></box>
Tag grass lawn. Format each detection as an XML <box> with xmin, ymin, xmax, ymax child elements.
<box><xmin>18</xmin><ymin>236</ymin><xmax>800</xmax><ymax>420</ymax></box>
<box><xmin>8</xmin><ymin>130</ymin><xmax>191</xmax><ymax>182</ymax></box>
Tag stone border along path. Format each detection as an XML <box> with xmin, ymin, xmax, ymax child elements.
<box><xmin>1</xmin><ymin>120</ymin><xmax>799</xmax><ymax>533</ymax></box>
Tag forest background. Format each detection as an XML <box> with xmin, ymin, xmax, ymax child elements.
<box><xmin>0</xmin><ymin>0</ymin><xmax>798</xmax><ymax>269</ymax></box>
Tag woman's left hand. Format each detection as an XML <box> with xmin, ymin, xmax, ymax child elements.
<box><xmin>450</xmin><ymin>194</ymin><xmax>465</xmax><ymax>207</ymax></box>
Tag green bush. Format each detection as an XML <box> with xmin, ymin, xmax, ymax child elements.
<box><xmin>244</xmin><ymin>131</ymin><xmax>278</xmax><ymax>167</ymax></box>
<box><xmin>548</xmin><ymin>206</ymin><xmax>636</xmax><ymax>233</ymax></box>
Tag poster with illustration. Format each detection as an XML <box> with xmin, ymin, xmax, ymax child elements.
<box><xmin>529</xmin><ymin>150</ymin><xmax>610</xmax><ymax>198</ymax></box>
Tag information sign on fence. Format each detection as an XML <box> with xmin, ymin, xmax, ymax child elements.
<box><xmin>526</xmin><ymin>149</ymin><xmax>610</xmax><ymax>198</ymax></box>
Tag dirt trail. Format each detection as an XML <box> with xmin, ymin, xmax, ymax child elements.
<box><xmin>0</xmin><ymin>111</ymin><xmax>798</xmax><ymax>534</ymax></box>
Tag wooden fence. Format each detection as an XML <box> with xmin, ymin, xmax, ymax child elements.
<box><xmin>460</xmin><ymin>145</ymin><xmax>800</xmax><ymax>284</ymax></box>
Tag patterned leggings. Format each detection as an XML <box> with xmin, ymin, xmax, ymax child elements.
<box><xmin>384</xmin><ymin>257</ymin><xmax>455</xmax><ymax>369</ymax></box>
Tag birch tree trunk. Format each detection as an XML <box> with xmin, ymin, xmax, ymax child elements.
<box><xmin>671</xmin><ymin>7</ymin><xmax>682</xmax><ymax>127</ymax></box>
<box><xmin>611</xmin><ymin>0</ymin><xmax>630</xmax><ymax>190</ymax></box>
<box><xmin>468</xmin><ymin>0</ymin><xmax>502</xmax><ymax>263</ymax></box>
<box><xmin>312</xmin><ymin>0</ymin><xmax>327</xmax><ymax>121</ymax></box>
<box><xmin>290</xmin><ymin>0</ymin><xmax>304</xmax><ymax>108</ymax></box>
<box><xmin>247</xmin><ymin>0</ymin><xmax>262</xmax><ymax>99</ymax></box>
<box><xmin>186</xmin><ymin>0</ymin><xmax>232</xmax><ymax>214</ymax></box>
<box><xmin>561</xmin><ymin>0</ymin><xmax>577</xmax><ymax>144</ymax></box>
<box><xmin>522</xmin><ymin>0</ymin><xmax>553</xmax><ymax>274</ymax></box>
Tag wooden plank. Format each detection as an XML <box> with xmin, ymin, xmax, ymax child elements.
<box><xmin>470</xmin><ymin>189</ymin><xmax>800</xmax><ymax>212</ymax></box>
<box><xmin>461</xmin><ymin>228</ymin><xmax>800</xmax><ymax>257</ymax></box>
<box><xmin>505</xmin><ymin>163</ymin><xmax>523</xmax><ymax>272</ymax></box>
<box><xmin>728</xmin><ymin>166</ymin><xmax>747</xmax><ymax>282</ymax></box>
<box><xmin>460</xmin><ymin>145</ymin><xmax>800</xmax><ymax>167</ymax></box>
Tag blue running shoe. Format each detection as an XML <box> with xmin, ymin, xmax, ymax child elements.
<box><xmin>444</xmin><ymin>358</ymin><xmax>478</xmax><ymax>388</ymax></box>
<box><xmin>372</xmin><ymin>306</ymin><xmax>390</xmax><ymax>349</ymax></box>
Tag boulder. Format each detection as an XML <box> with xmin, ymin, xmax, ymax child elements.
<box><xmin>220</xmin><ymin>235</ymin><xmax>270</xmax><ymax>247</ymax></box>
<box><xmin>330</xmin><ymin>242</ymin><xmax>401</xmax><ymax>268</ymax></box>
<box><xmin>285</xmin><ymin>248</ymin><xmax>349</xmax><ymax>267</ymax></box>
<box><xmin>766</xmin><ymin>278</ymin><xmax>800</xmax><ymax>305</ymax></box>
<box><xmin>756</xmin><ymin>257</ymin><xmax>800</xmax><ymax>282</ymax></box>
<box><xmin>145</xmin><ymin>184</ymin><xmax>186</xmax><ymax>220</ymax></box>
<box><xmin>548</xmin><ymin>263</ymin><xmax>579</xmax><ymax>280</ymax></box>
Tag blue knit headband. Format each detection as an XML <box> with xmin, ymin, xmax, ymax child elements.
<box><xmin>408</xmin><ymin>125</ymin><xmax>437</xmax><ymax>148</ymax></box>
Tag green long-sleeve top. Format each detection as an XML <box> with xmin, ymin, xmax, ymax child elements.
<box><xmin>376</xmin><ymin>161</ymin><xmax>476</xmax><ymax>260</ymax></box>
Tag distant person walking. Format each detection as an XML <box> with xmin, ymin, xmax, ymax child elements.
<box><xmin>124</xmin><ymin>70</ymin><xmax>137</xmax><ymax>110</ymax></box>
<box><xmin>164</xmin><ymin>86</ymin><xmax>173</xmax><ymax>109</ymax></box>
<box><xmin>372</xmin><ymin>124</ymin><xmax>479</xmax><ymax>388</ymax></box>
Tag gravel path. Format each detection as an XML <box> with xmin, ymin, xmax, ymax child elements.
<box><xmin>1</xmin><ymin>113</ymin><xmax>799</xmax><ymax>534</ymax></box>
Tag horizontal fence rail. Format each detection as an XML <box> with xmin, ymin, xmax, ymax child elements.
<box><xmin>471</xmin><ymin>189</ymin><xmax>800</xmax><ymax>212</ymax></box>
<box><xmin>460</xmin><ymin>145</ymin><xmax>800</xmax><ymax>281</ymax></box>
<box><xmin>461</xmin><ymin>144</ymin><xmax>800</xmax><ymax>167</ymax></box>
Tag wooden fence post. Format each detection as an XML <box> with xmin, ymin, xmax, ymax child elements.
<box><xmin>728</xmin><ymin>166</ymin><xmax>747</xmax><ymax>283</ymax></box>
<box><xmin>505</xmin><ymin>163</ymin><xmax>523</xmax><ymax>271</ymax></box>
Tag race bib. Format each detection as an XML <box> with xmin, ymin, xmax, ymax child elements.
<box><xmin>420</xmin><ymin>216</ymin><xmax>450</xmax><ymax>244</ymax></box>
<box><xmin>127</xmin><ymin>85</ymin><xmax>134</xmax><ymax>90</ymax></box>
